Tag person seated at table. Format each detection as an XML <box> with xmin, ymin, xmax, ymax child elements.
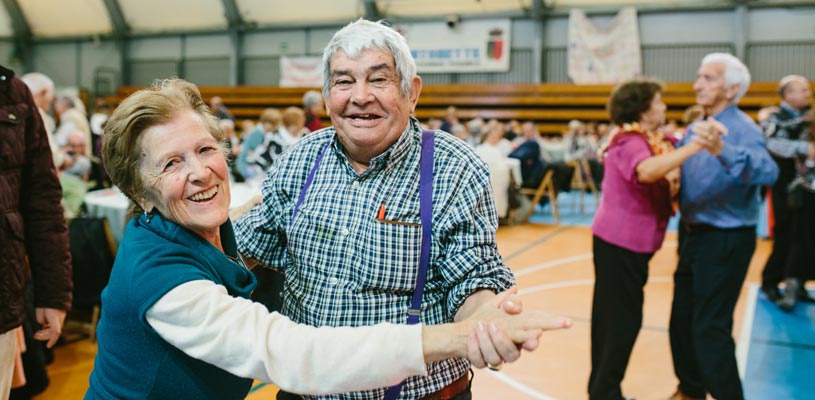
<box><xmin>280</xmin><ymin>106</ymin><xmax>308</xmax><ymax>141</ymax></box>
<box><xmin>85</xmin><ymin>78</ymin><xmax>571</xmax><ymax>400</ymax></box>
<box><xmin>509</xmin><ymin>121</ymin><xmax>547</xmax><ymax>190</ymax></box>
<box><xmin>476</xmin><ymin>121</ymin><xmax>514</xmax><ymax>218</ymax></box>
<box><xmin>236</xmin><ymin>108</ymin><xmax>285</xmax><ymax>180</ymax></box>
<box><xmin>58</xmin><ymin>130</ymin><xmax>95</xmax><ymax>218</ymax></box>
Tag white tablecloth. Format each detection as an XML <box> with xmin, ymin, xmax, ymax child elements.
<box><xmin>83</xmin><ymin>181</ymin><xmax>261</xmax><ymax>243</ymax></box>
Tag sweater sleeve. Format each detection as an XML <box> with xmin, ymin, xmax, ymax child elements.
<box><xmin>145</xmin><ymin>280</ymin><xmax>428</xmax><ymax>394</ymax></box>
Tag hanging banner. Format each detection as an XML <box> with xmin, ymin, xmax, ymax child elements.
<box><xmin>279</xmin><ymin>56</ymin><xmax>323</xmax><ymax>87</ymax></box>
<box><xmin>393</xmin><ymin>19</ymin><xmax>511</xmax><ymax>73</ymax></box>
<box><xmin>568</xmin><ymin>7</ymin><xmax>641</xmax><ymax>84</ymax></box>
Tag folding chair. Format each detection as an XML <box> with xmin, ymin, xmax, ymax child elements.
<box><xmin>519</xmin><ymin>169</ymin><xmax>559</xmax><ymax>224</ymax></box>
<box><xmin>567</xmin><ymin>159</ymin><xmax>600</xmax><ymax>214</ymax></box>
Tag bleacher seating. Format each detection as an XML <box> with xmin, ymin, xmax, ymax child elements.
<box><xmin>107</xmin><ymin>81</ymin><xmax>814</xmax><ymax>135</ymax></box>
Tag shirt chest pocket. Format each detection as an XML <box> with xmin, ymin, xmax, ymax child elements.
<box><xmin>356</xmin><ymin>216</ymin><xmax>424</xmax><ymax>293</ymax></box>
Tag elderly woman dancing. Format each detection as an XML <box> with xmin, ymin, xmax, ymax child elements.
<box><xmin>84</xmin><ymin>79</ymin><xmax>570</xmax><ymax>400</ymax></box>
<box><xmin>588</xmin><ymin>79</ymin><xmax>721</xmax><ymax>400</ymax></box>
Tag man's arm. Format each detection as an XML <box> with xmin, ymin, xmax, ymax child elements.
<box><xmin>764</xmin><ymin>112</ymin><xmax>811</xmax><ymax>158</ymax></box>
<box><xmin>716</xmin><ymin>123</ymin><xmax>780</xmax><ymax>186</ymax></box>
<box><xmin>437</xmin><ymin>156</ymin><xmax>531</xmax><ymax>367</ymax></box>
<box><xmin>453</xmin><ymin>289</ymin><xmax>497</xmax><ymax>322</ymax></box>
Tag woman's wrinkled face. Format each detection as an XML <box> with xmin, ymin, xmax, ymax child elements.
<box><xmin>138</xmin><ymin>110</ymin><xmax>230</xmax><ymax>244</ymax></box>
<box><xmin>640</xmin><ymin>92</ymin><xmax>667</xmax><ymax>130</ymax></box>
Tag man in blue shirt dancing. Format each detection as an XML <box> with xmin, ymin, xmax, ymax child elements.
<box><xmin>669</xmin><ymin>53</ymin><xmax>779</xmax><ymax>400</ymax></box>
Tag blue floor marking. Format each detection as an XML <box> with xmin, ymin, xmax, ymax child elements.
<box><xmin>744</xmin><ymin>289</ymin><xmax>815</xmax><ymax>399</ymax></box>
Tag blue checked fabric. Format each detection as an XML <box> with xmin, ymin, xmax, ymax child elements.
<box><xmin>235</xmin><ymin>118</ymin><xmax>515</xmax><ymax>399</ymax></box>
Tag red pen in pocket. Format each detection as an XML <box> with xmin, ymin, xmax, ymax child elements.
<box><xmin>377</xmin><ymin>203</ymin><xmax>386</xmax><ymax>220</ymax></box>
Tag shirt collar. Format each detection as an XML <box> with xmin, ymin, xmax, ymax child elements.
<box><xmin>712</xmin><ymin>104</ymin><xmax>738</xmax><ymax>119</ymax></box>
<box><xmin>331</xmin><ymin>118</ymin><xmax>418</xmax><ymax>175</ymax></box>
<box><xmin>780</xmin><ymin>101</ymin><xmax>805</xmax><ymax>117</ymax></box>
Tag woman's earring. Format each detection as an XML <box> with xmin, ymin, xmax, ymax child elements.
<box><xmin>144</xmin><ymin>209</ymin><xmax>153</xmax><ymax>223</ymax></box>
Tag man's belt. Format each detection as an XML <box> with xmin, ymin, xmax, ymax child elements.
<box><xmin>682</xmin><ymin>222</ymin><xmax>755</xmax><ymax>233</ymax></box>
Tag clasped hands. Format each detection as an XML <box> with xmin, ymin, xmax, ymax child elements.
<box><xmin>690</xmin><ymin>118</ymin><xmax>728</xmax><ymax>156</ymax></box>
<box><xmin>462</xmin><ymin>288</ymin><xmax>571</xmax><ymax>371</ymax></box>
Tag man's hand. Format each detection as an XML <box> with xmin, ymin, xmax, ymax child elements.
<box><xmin>691</xmin><ymin>118</ymin><xmax>727</xmax><ymax>156</ymax></box>
<box><xmin>34</xmin><ymin>307</ymin><xmax>67</xmax><ymax>348</ymax></box>
<box><xmin>229</xmin><ymin>194</ymin><xmax>262</xmax><ymax>221</ymax></box>
<box><xmin>458</xmin><ymin>287</ymin><xmax>568</xmax><ymax>369</ymax></box>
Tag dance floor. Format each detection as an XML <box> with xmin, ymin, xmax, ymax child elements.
<box><xmin>36</xmin><ymin>197</ymin><xmax>812</xmax><ymax>399</ymax></box>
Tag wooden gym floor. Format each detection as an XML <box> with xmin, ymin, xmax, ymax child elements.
<box><xmin>34</xmin><ymin>223</ymin><xmax>772</xmax><ymax>399</ymax></box>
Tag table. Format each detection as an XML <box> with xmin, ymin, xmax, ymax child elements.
<box><xmin>83</xmin><ymin>181</ymin><xmax>262</xmax><ymax>244</ymax></box>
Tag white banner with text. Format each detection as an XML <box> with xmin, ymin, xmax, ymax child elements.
<box><xmin>394</xmin><ymin>19</ymin><xmax>511</xmax><ymax>73</ymax></box>
<box><xmin>279</xmin><ymin>56</ymin><xmax>323</xmax><ymax>87</ymax></box>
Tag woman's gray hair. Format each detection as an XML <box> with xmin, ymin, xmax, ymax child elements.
<box><xmin>700</xmin><ymin>53</ymin><xmax>751</xmax><ymax>105</ymax></box>
<box><xmin>322</xmin><ymin>19</ymin><xmax>417</xmax><ymax>100</ymax></box>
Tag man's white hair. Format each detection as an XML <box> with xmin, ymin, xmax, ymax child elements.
<box><xmin>700</xmin><ymin>53</ymin><xmax>751</xmax><ymax>105</ymax></box>
<box><xmin>322</xmin><ymin>19</ymin><xmax>417</xmax><ymax>100</ymax></box>
<box><xmin>21</xmin><ymin>72</ymin><xmax>55</xmax><ymax>96</ymax></box>
<box><xmin>778</xmin><ymin>74</ymin><xmax>809</xmax><ymax>98</ymax></box>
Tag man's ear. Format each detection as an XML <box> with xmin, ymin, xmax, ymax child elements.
<box><xmin>324</xmin><ymin>94</ymin><xmax>333</xmax><ymax>117</ymax></box>
<box><xmin>409</xmin><ymin>76</ymin><xmax>423</xmax><ymax>112</ymax></box>
<box><xmin>726</xmin><ymin>83</ymin><xmax>741</xmax><ymax>102</ymax></box>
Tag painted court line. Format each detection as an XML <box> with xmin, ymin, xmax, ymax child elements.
<box><xmin>489</xmin><ymin>370</ymin><xmax>555</xmax><ymax>400</ymax></box>
<box><xmin>736</xmin><ymin>283</ymin><xmax>758</xmax><ymax>380</ymax></box>
<box><xmin>503</xmin><ymin>225</ymin><xmax>573</xmax><ymax>262</ymax></box>
<box><xmin>515</xmin><ymin>254</ymin><xmax>593</xmax><ymax>277</ymax></box>
<box><xmin>513</xmin><ymin>241</ymin><xmax>677</xmax><ymax>278</ymax></box>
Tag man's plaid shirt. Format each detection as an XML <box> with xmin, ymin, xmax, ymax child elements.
<box><xmin>235</xmin><ymin>118</ymin><xmax>515</xmax><ymax>399</ymax></box>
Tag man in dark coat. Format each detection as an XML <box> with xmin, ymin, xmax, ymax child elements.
<box><xmin>760</xmin><ymin>74</ymin><xmax>813</xmax><ymax>304</ymax></box>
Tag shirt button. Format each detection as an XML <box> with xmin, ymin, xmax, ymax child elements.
<box><xmin>341</xmin><ymin>228</ymin><xmax>350</xmax><ymax>236</ymax></box>
<box><xmin>329</xmin><ymin>277</ymin><xmax>339</xmax><ymax>285</ymax></box>
<box><xmin>351</xmin><ymin>181</ymin><xmax>359</xmax><ymax>189</ymax></box>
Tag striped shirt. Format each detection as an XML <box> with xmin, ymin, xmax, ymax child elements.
<box><xmin>235</xmin><ymin>118</ymin><xmax>515</xmax><ymax>399</ymax></box>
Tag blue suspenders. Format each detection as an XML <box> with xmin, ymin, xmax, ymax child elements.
<box><xmin>290</xmin><ymin>130</ymin><xmax>435</xmax><ymax>400</ymax></box>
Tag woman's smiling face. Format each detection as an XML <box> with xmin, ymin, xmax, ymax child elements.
<box><xmin>138</xmin><ymin>110</ymin><xmax>231</xmax><ymax>245</ymax></box>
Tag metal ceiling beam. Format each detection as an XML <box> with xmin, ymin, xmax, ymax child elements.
<box><xmin>531</xmin><ymin>0</ymin><xmax>546</xmax><ymax>20</ymax></box>
<box><xmin>2</xmin><ymin>0</ymin><xmax>33</xmax><ymax>69</ymax></box>
<box><xmin>363</xmin><ymin>0</ymin><xmax>381</xmax><ymax>21</ymax></box>
<box><xmin>221</xmin><ymin>0</ymin><xmax>245</xmax><ymax>85</ymax></box>
<box><xmin>221</xmin><ymin>0</ymin><xmax>244</xmax><ymax>29</ymax></box>
<box><xmin>2</xmin><ymin>0</ymin><xmax>31</xmax><ymax>39</ymax></box>
<box><xmin>101</xmin><ymin>0</ymin><xmax>130</xmax><ymax>88</ymax></box>
<box><xmin>102</xmin><ymin>0</ymin><xmax>129</xmax><ymax>38</ymax></box>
